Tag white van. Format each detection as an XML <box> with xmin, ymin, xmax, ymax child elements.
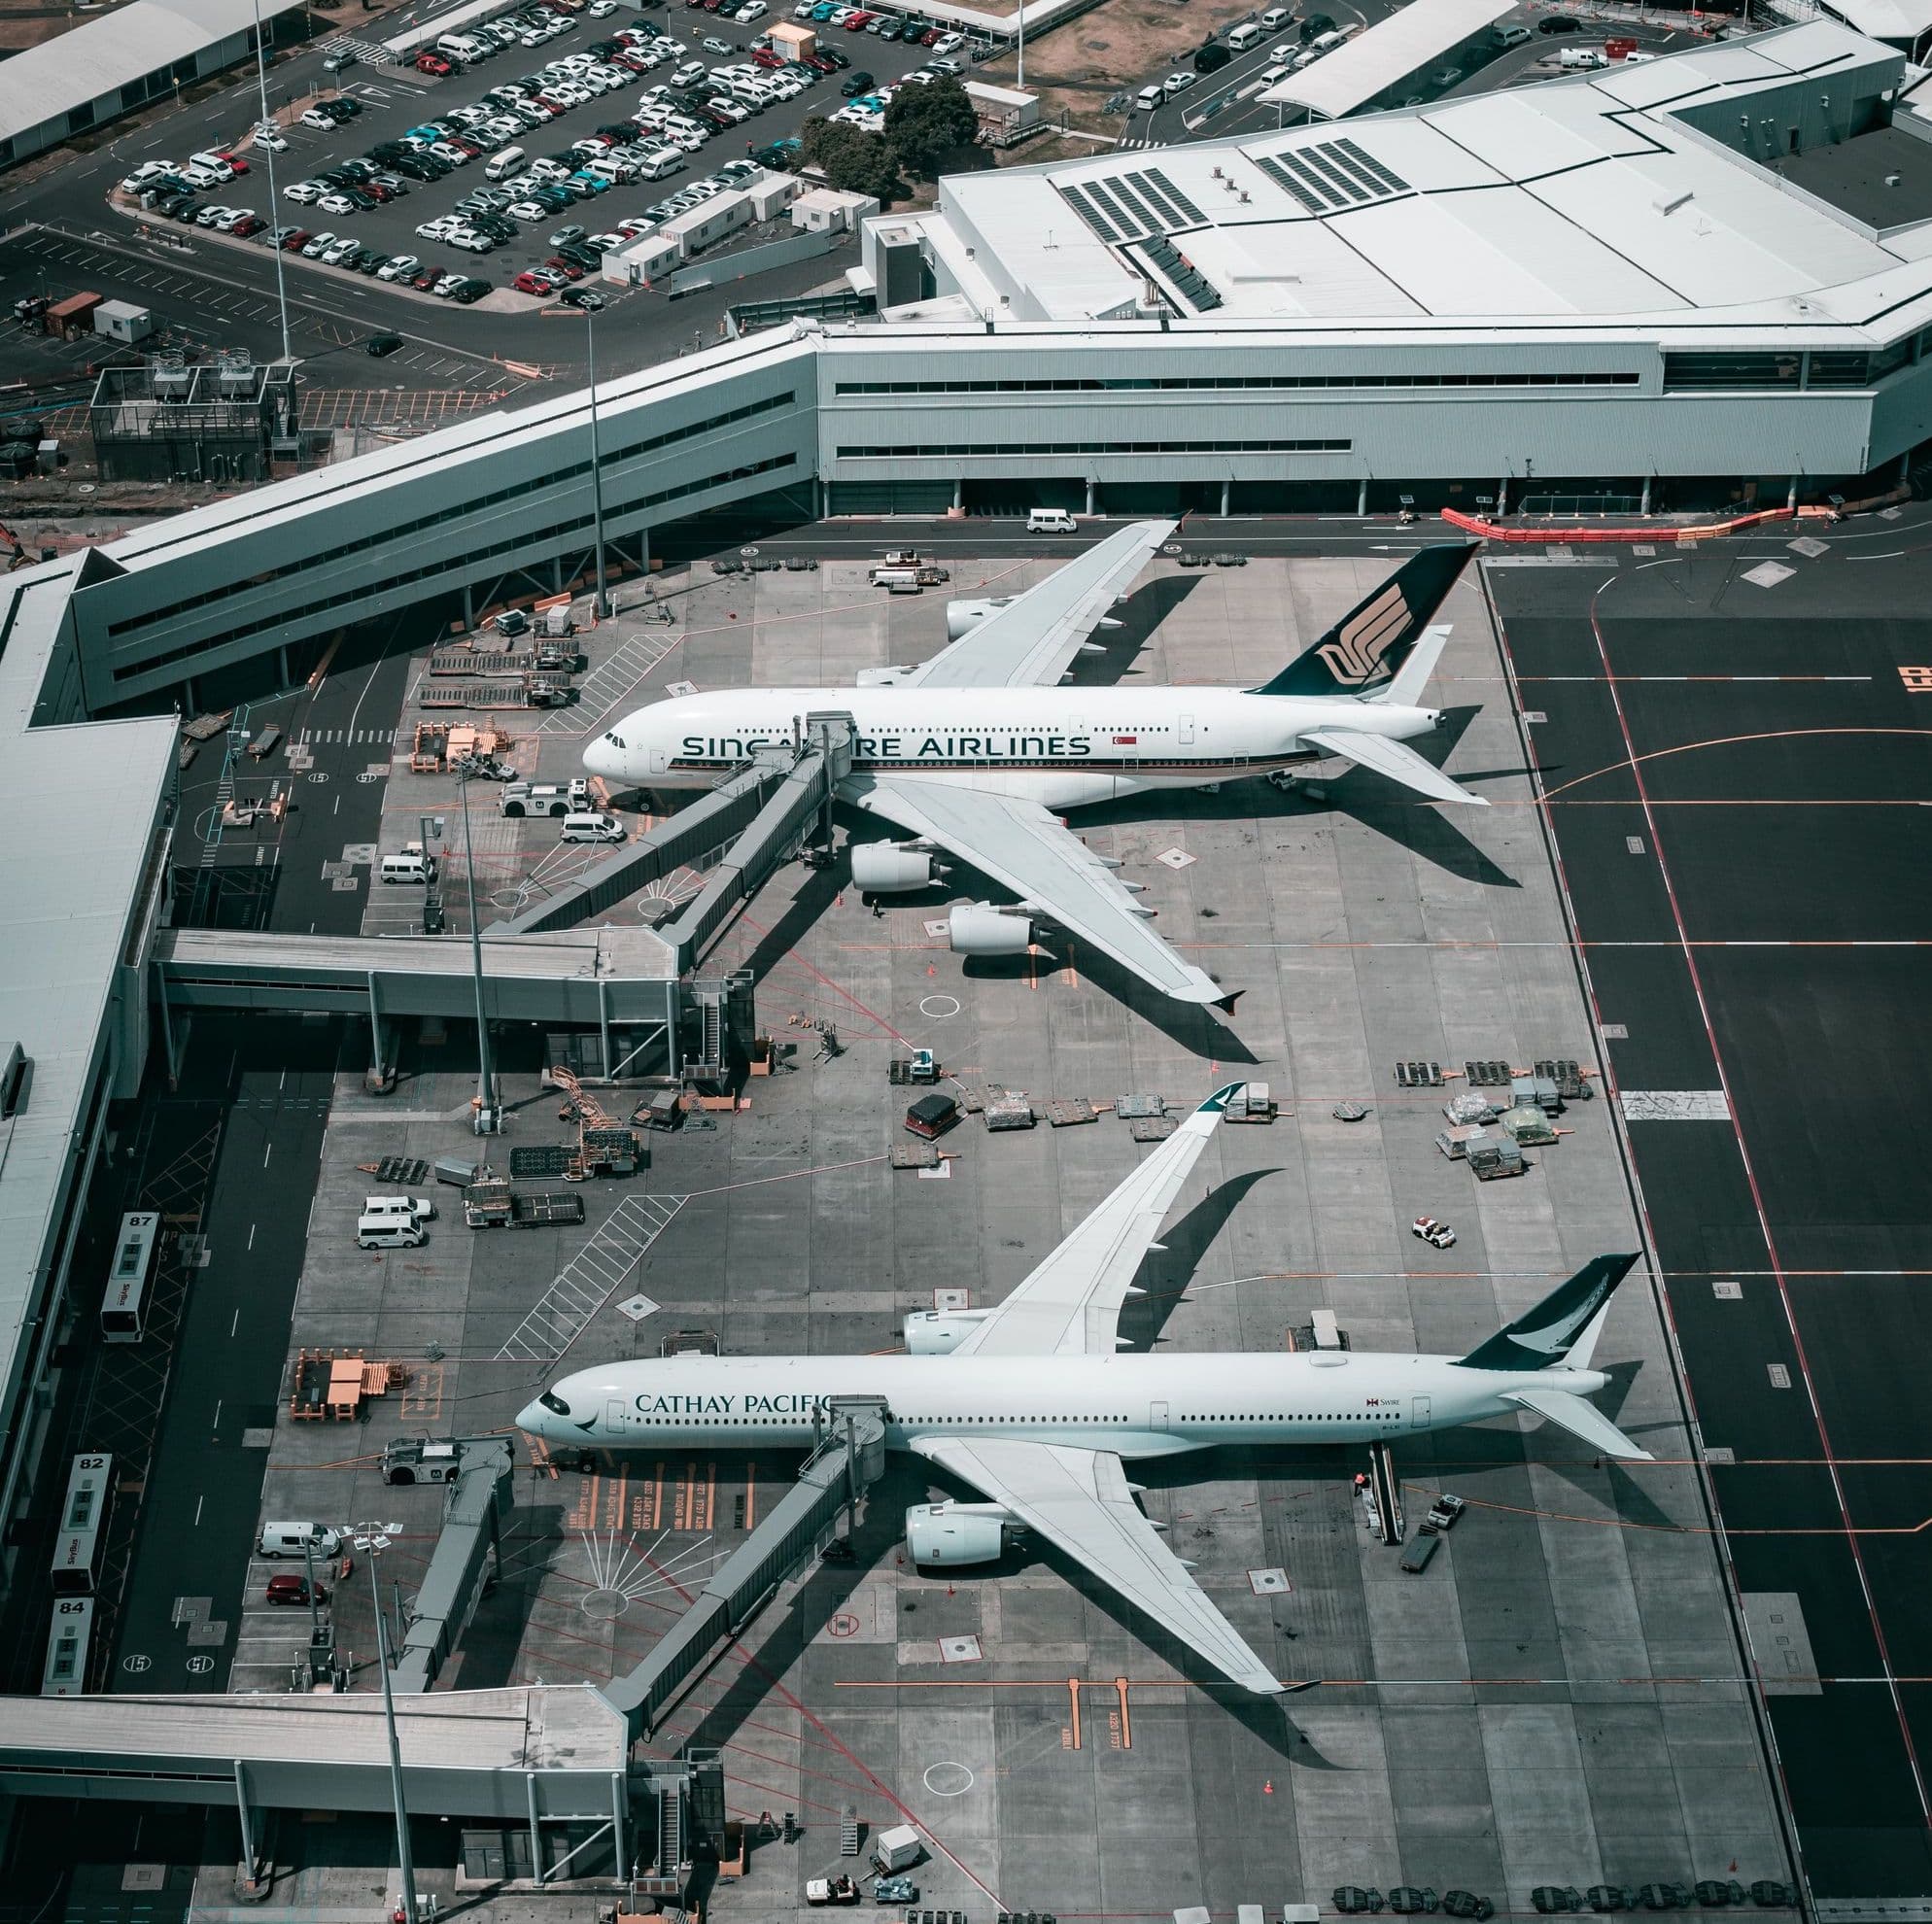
<box><xmin>1226</xmin><ymin>21</ymin><xmax>1262</xmax><ymax>50</ymax></box>
<box><xmin>438</xmin><ymin>31</ymin><xmax>487</xmax><ymax>60</ymax></box>
<box><xmin>1027</xmin><ymin>507</ymin><xmax>1078</xmax><ymax>533</ymax></box>
<box><xmin>363</xmin><ymin>1193</ymin><xmax>436</xmax><ymax>1221</ymax></box>
<box><xmin>259</xmin><ymin>1522</ymin><xmax>344</xmax><ymax>1559</ymax></box>
<box><xmin>1309</xmin><ymin>27</ymin><xmax>1347</xmax><ymax>52</ymax></box>
<box><xmin>1259</xmin><ymin>4</ymin><xmax>1290</xmax><ymax>24</ymax></box>
<box><xmin>1259</xmin><ymin>61</ymin><xmax>1292</xmax><ymax>84</ymax></box>
<box><xmin>485</xmin><ymin>145</ymin><xmax>527</xmax><ymax>180</ymax></box>
<box><xmin>560</xmin><ymin>809</ymin><xmax>626</xmax><ymax>843</ymax></box>
<box><xmin>1134</xmin><ymin>83</ymin><xmax>1164</xmax><ymax>110</ymax></box>
<box><xmin>638</xmin><ymin>146</ymin><xmax>684</xmax><ymax>179</ymax></box>
<box><xmin>1559</xmin><ymin>45</ymin><xmax>1607</xmax><ymax>67</ymax></box>
<box><xmin>379</xmin><ymin>848</ymin><xmax>435</xmax><ymax>884</ymax></box>
<box><xmin>357</xmin><ymin>1213</ymin><xmax>426</xmax><ymax>1250</ymax></box>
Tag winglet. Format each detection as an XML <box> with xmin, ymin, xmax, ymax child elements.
<box><xmin>1198</xmin><ymin>1082</ymin><xmax>1248</xmax><ymax>1116</ymax></box>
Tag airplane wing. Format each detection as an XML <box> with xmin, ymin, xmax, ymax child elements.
<box><xmin>1298</xmin><ymin>725</ymin><xmax>1490</xmax><ymax>807</ymax></box>
<box><xmin>855</xmin><ymin>776</ymin><xmax>1229</xmax><ymax>1008</ymax></box>
<box><xmin>897</xmin><ymin>520</ymin><xmax>1176</xmax><ymax>690</ymax></box>
<box><xmin>910</xmin><ymin>1434</ymin><xmax>1289</xmax><ymax>1698</ymax></box>
<box><xmin>1501</xmin><ymin>1387</ymin><xmax>1654</xmax><ymax>1461</ymax></box>
<box><xmin>948</xmin><ymin>1083</ymin><xmax>1244</xmax><ymax>1359</ymax></box>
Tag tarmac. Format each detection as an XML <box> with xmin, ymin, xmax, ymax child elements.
<box><xmin>1486</xmin><ymin>525</ymin><xmax>1932</xmax><ymax>1904</ymax></box>
<box><xmin>13</xmin><ymin>536</ymin><xmax>1821</xmax><ymax>1923</ymax></box>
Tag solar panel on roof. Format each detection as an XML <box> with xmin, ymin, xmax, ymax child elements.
<box><xmin>1135</xmin><ymin>234</ymin><xmax>1224</xmax><ymax>313</ymax></box>
<box><xmin>1272</xmin><ymin>151</ymin><xmax>1348</xmax><ymax>210</ymax></box>
<box><xmin>1145</xmin><ymin>167</ymin><xmax>1204</xmax><ymax>222</ymax></box>
<box><xmin>1106</xmin><ymin>178</ymin><xmax>1161</xmax><ymax>231</ymax></box>
<box><xmin>1320</xmin><ymin>146</ymin><xmax>1389</xmax><ymax>197</ymax></box>
<box><xmin>1333</xmin><ymin>137</ymin><xmax>1409</xmax><ymax>193</ymax></box>
<box><xmin>1056</xmin><ymin>184</ymin><xmax>1119</xmax><ymax>242</ymax></box>
<box><xmin>1121</xmin><ymin>172</ymin><xmax>1181</xmax><ymax>227</ymax></box>
<box><xmin>1254</xmin><ymin>154</ymin><xmax>1326</xmax><ymax>214</ymax></box>
<box><xmin>1085</xmin><ymin>180</ymin><xmax>1144</xmax><ymax>237</ymax></box>
<box><xmin>1297</xmin><ymin>147</ymin><xmax>1371</xmax><ymax>202</ymax></box>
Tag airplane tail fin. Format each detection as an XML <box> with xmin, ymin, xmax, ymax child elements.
<box><xmin>1251</xmin><ymin>543</ymin><xmax>1476</xmax><ymax>700</ymax></box>
<box><xmin>1457</xmin><ymin>1254</ymin><xmax>1640</xmax><ymax>1372</ymax></box>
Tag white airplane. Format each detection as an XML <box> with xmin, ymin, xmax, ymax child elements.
<box><xmin>583</xmin><ymin>528</ymin><xmax>1484</xmax><ymax>1012</ymax></box>
<box><xmin>518</xmin><ymin>1085</ymin><xmax>1648</xmax><ymax>1701</ymax></box>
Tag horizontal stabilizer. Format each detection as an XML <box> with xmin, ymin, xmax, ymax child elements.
<box><xmin>1503</xmin><ymin>1387</ymin><xmax>1654</xmax><ymax>1461</ymax></box>
<box><xmin>1300</xmin><ymin>727</ymin><xmax>1489</xmax><ymax>807</ymax></box>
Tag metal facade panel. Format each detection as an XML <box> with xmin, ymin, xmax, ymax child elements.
<box><xmin>1259</xmin><ymin>0</ymin><xmax>1513</xmax><ymax>117</ymax></box>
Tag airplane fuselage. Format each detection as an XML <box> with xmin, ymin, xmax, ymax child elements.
<box><xmin>519</xmin><ymin>1351</ymin><xmax>1604</xmax><ymax>1460</ymax></box>
<box><xmin>585</xmin><ymin>686</ymin><xmax>1442</xmax><ymax>810</ymax></box>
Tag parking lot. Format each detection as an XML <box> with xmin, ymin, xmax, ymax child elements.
<box><xmin>109</xmin><ymin>0</ymin><xmax>961</xmax><ymax>308</ymax></box>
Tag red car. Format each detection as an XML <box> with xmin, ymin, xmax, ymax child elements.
<box><xmin>216</xmin><ymin>151</ymin><xmax>250</xmax><ymax>174</ymax></box>
<box><xmin>844</xmin><ymin>10</ymin><xmax>872</xmax><ymax>26</ymax></box>
<box><xmin>411</xmin><ymin>267</ymin><xmax>440</xmax><ymax>290</ymax></box>
<box><xmin>751</xmin><ymin>45</ymin><xmax>783</xmax><ymax>64</ymax></box>
<box><xmin>265</xmin><ymin>1573</ymin><xmax>327</xmax><ymax>1606</ymax></box>
<box><xmin>416</xmin><ymin>50</ymin><xmax>453</xmax><ymax>73</ymax></box>
<box><xmin>231</xmin><ymin>214</ymin><xmax>266</xmax><ymax>236</ymax></box>
<box><xmin>544</xmin><ymin>255</ymin><xmax>586</xmax><ymax>279</ymax></box>
<box><xmin>280</xmin><ymin>226</ymin><xmax>313</xmax><ymax>249</ymax></box>
<box><xmin>514</xmin><ymin>267</ymin><xmax>557</xmax><ymax>292</ymax></box>
<box><xmin>919</xmin><ymin>24</ymin><xmax>940</xmax><ymax>42</ymax></box>
<box><xmin>805</xmin><ymin>50</ymin><xmax>836</xmax><ymax>67</ymax></box>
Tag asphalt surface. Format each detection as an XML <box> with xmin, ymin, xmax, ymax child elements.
<box><xmin>1486</xmin><ymin>524</ymin><xmax>1932</xmax><ymax>1902</ymax></box>
<box><xmin>108</xmin><ymin>1015</ymin><xmax>346</xmax><ymax>1696</ymax></box>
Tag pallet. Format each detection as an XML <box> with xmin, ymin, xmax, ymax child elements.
<box><xmin>509</xmin><ymin>1145</ymin><xmax>574</xmax><ymax>1179</ymax></box>
<box><xmin>1047</xmin><ymin>1098</ymin><xmax>1100</xmax><ymax>1127</ymax></box>
<box><xmin>889</xmin><ymin>1143</ymin><xmax>942</xmax><ymax>1170</ymax></box>
<box><xmin>429</xmin><ymin>650</ymin><xmax>529</xmax><ymax>677</ymax></box>
<box><xmin>1465</xmin><ymin>1059</ymin><xmax>1513</xmax><ymax>1088</ymax></box>
<box><xmin>1128</xmin><ymin>1115</ymin><xmax>1179</xmax><ymax>1142</ymax></box>
<box><xmin>421</xmin><ymin>681</ymin><xmax>528</xmax><ymax>710</ymax></box>
<box><xmin>1393</xmin><ymin>1061</ymin><xmax>1444</xmax><ymax>1088</ymax></box>
<box><xmin>357</xmin><ymin>1155</ymin><xmax>429</xmax><ymax>1184</ymax></box>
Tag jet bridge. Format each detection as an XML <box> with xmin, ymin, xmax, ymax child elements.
<box><xmin>493</xmin><ymin>713</ymin><xmax>855</xmax><ymax>974</ymax></box>
<box><xmin>597</xmin><ymin>1396</ymin><xmax>887</xmax><ymax>1741</ymax></box>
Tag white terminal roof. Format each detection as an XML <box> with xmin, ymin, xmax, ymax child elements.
<box><xmin>0</xmin><ymin>0</ymin><xmax>311</xmax><ymax>144</ymax></box>
<box><xmin>1260</xmin><ymin>0</ymin><xmax>1515</xmax><ymax>120</ymax></box>
<box><xmin>0</xmin><ymin>563</ymin><xmax>175</xmax><ymax>1424</ymax></box>
<box><xmin>1816</xmin><ymin>0</ymin><xmax>1932</xmax><ymax>43</ymax></box>
<box><xmin>926</xmin><ymin>22</ymin><xmax>1930</xmax><ymax>333</ymax></box>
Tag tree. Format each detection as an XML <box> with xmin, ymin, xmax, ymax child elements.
<box><xmin>800</xmin><ymin>115</ymin><xmax>899</xmax><ymax>199</ymax></box>
<box><xmin>882</xmin><ymin>77</ymin><xmax>979</xmax><ymax>181</ymax></box>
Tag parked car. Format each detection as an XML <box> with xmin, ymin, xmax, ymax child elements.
<box><xmin>266</xmin><ymin>1573</ymin><xmax>328</xmax><ymax>1605</ymax></box>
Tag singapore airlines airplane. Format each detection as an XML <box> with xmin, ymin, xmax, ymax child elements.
<box><xmin>583</xmin><ymin>527</ymin><xmax>1484</xmax><ymax>1012</ymax></box>
<box><xmin>518</xmin><ymin>1086</ymin><xmax>1648</xmax><ymax>1700</ymax></box>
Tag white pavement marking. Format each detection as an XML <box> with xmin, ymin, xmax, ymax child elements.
<box><xmin>539</xmin><ymin>631</ymin><xmax>683</xmax><ymax>736</ymax></box>
<box><xmin>497</xmin><ymin>1193</ymin><xmax>688</xmax><ymax>1364</ymax></box>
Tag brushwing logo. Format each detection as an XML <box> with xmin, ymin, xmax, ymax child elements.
<box><xmin>1314</xmin><ymin>583</ymin><xmax>1412</xmax><ymax>686</ymax></box>
<box><xmin>1503</xmin><ymin>1273</ymin><xmax>1616</xmax><ymax>1360</ymax></box>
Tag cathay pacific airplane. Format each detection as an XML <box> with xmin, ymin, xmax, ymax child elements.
<box><xmin>518</xmin><ymin>1085</ymin><xmax>1648</xmax><ymax>1700</ymax></box>
<box><xmin>583</xmin><ymin>528</ymin><xmax>1484</xmax><ymax>1012</ymax></box>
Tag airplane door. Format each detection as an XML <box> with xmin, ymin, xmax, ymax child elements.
<box><xmin>606</xmin><ymin>1398</ymin><xmax>629</xmax><ymax>1436</ymax></box>
<box><xmin>1151</xmin><ymin>1399</ymin><xmax>1170</xmax><ymax>1432</ymax></box>
<box><xmin>649</xmin><ymin>746</ymin><xmax>668</xmax><ymax>774</ymax></box>
<box><xmin>1410</xmin><ymin>1395</ymin><xmax>1432</xmax><ymax>1429</ymax></box>
<box><xmin>1179</xmin><ymin>712</ymin><xmax>1194</xmax><ymax>746</ymax></box>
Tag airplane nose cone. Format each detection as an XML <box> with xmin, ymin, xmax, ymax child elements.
<box><xmin>582</xmin><ymin>739</ymin><xmax>615</xmax><ymax>780</ymax></box>
<box><xmin>515</xmin><ymin>1400</ymin><xmax>546</xmax><ymax>1435</ymax></box>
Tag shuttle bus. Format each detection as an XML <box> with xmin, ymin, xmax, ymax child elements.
<box><xmin>40</xmin><ymin>1597</ymin><xmax>96</xmax><ymax>1696</ymax></box>
<box><xmin>100</xmin><ymin>1212</ymin><xmax>161</xmax><ymax>1344</ymax></box>
<box><xmin>50</xmin><ymin>1453</ymin><xmax>114</xmax><ymax>1596</ymax></box>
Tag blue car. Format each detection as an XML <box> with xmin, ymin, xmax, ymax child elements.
<box><xmin>811</xmin><ymin>3</ymin><xmax>835</xmax><ymax>17</ymax></box>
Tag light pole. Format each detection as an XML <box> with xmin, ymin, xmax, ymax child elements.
<box><xmin>456</xmin><ymin>766</ymin><xmax>500</xmax><ymax>1134</ymax></box>
<box><xmin>352</xmin><ymin>1523</ymin><xmax>419</xmax><ymax>1924</ymax></box>
<box><xmin>249</xmin><ymin>0</ymin><xmax>293</xmax><ymax>364</ymax></box>
<box><xmin>584</xmin><ymin>306</ymin><xmax>610</xmax><ymax>620</ymax></box>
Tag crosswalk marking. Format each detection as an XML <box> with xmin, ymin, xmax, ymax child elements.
<box><xmin>538</xmin><ymin>632</ymin><xmax>683</xmax><ymax>736</ymax></box>
<box><xmin>498</xmin><ymin>1194</ymin><xmax>687</xmax><ymax>1364</ymax></box>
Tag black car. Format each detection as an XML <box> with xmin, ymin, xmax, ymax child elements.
<box><xmin>357</xmin><ymin>251</ymin><xmax>388</xmax><ymax>274</ymax></box>
<box><xmin>1298</xmin><ymin>11</ymin><xmax>1333</xmax><ymax>37</ymax></box>
<box><xmin>1193</xmin><ymin>39</ymin><xmax>1230</xmax><ymax>71</ymax></box>
<box><xmin>1535</xmin><ymin>13</ymin><xmax>1580</xmax><ymax>27</ymax></box>
<box><xmin>366</xmin><ymin>331</ymin><xmax>404</xmax><ymax>357</ymax></box>
<box><xmin>339</xmin><ymin>158</ymin><xmax>375</xmax><ymax>180</ymax></box>
<box><xmin>821</xmin><ymin>44</ymin><xmax>848</xmax><ymax>64</ymax></box>
<box><xmin>840</xmin><ymin>69</ymin><xmax>874</xmax><ymax>94</ymax></box>
<box><xmin>452</xmin><ymin>277</ymin><xmax>492</xmax><ymax>302</ymax></box>
<box><xmin>559</xmin><ymin>241</ymin><xmax>601</xmax><ymax>267</ymax></box>
<box><xmin>561</xmin><ymin>286</ymin><xmax>605</xmax><ymax>310</ymax></box>
<box><xmin>170</xmin><ymin>198</ymin><xmax>204</xmax><ymax>222</ymax></box>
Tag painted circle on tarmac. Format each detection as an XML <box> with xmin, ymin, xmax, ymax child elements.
<box><xmin>187</xmin><ymin>1655</ymin><xmax>215</xmax><ymax>1675</ymax></box>
<box><xmin>121</xmin><ymin>1654</ymin><xmax>152</xmax><ymax>1674</ymax></box>
<box><xmin>582</xmin><ymin>1588</ymin><xmax>629</xmax><ymax>1621</ymax></box>
<box><xmin>308</xmin><ymin>773</ymin><xmax>329</xmax><ymax>784</ymax></box>
<box><xmin>739</xmin><ymin>546</ymin><xmax>759</xmax><ymax>557</ymax></box>
<box><xmin>357</xmin><ymin>772</ymin><xmax>381</xmax><ymax>784</ymax></box>
<box><xmin>827</xmin><ymin>1612</ymin><xmax>860</xmax><ymax>1639</ymax></box>
<box><xmin>917</xmin><ymin>995</ymin><xmax>961</xmax><ymax>1020</ymax></box>
<box><xmin>922</xmin><ymin>1762</ymin><xmax>974</xmax><ymax>1798</ymax></box>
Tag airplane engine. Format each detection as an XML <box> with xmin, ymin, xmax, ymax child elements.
<box><xmin>905</xmin><ymin>1501</ymin><xmax>1017</xmax><ymax>1566</ymax></box>
<box><xmin>944</xmin><ymin>596</ymin><xmax>1015</xmax><ymax>641</ymax></box>
<box><xmin>903</xmin><ymin>1308</ymin><xmax>993</xmax><ymax>1355</ymax></box>
<box><xmin>851</xmin><ymin>842</ymin><xmax>940</xmax><ymax>892</ymax></box>
<box><xmin>949</xmin><ymin>903</ymin><xmax>1033</xmax><ymax>956</ymax></box>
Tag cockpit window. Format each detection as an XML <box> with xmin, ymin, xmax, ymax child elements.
<box><xmin>604</xmin><ymin>733</ymin><xmax>625</xmax><ymax>750</ymax></box>
<box><xmin>539</xmin><ymin>1391</ymin><xmax>571</xmax><ymax>1416</ymax></box>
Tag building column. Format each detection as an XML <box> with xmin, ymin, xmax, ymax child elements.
<box><xmin>1356</xmin><ymin>479</ymin><xmax>1369</xmax><ymax>516</ymax></box>
<box><xmin>1496</xmin><ymin>476</ymin><xmax>1508</xmax><ymax>517</ymax></box>
<box><xmin>1085</xmin><ymin>478</ymin><xmax>1097</xmax><ymax>515</ymax></box>
<box><xmin>526</xmin><ymin>1773</ymin><xmax>544</xmax><ymax>1886</ymax></box>
<box><xmin>1786</xmin><ymin>475</ymin><xmax>1799</xmax><ymax>510</ymax></box>
<box><xmin>1640</xmin><ymin>475</ymin><xmax>1652</xmax><ymax>516</ymax></box>
<box><xmin>951</xmin><ymin>477</ymin><xmax>962</xmax><ymax>511</ymax></box>
<box><xmin>1219</xmin><ymin>478</ymin><xmax>1231</xmax><ymax>517</ymax></box>
<box><xmin>462</xmin><ymin>582</ymin><xmax>474</xmax><ymax>630</ymax></box>
<box><xmin>234</xmin><ymin>1762</ymin><xmax>258</xmax><ymax>1875</ymax></box>
<box><xmin>183</xmin><ymin>676</ymin><xmax>199</xmax><ymax>715</ymax></box>
<box><xmin>278</xmin><ymin>644</ymin><xmax>292</xmax><ymax>688</ymax></box>
<box><xmin>1900</xmin><ymin>450</ymin><xmax>1914</xmax><ymax>486</ymax></box>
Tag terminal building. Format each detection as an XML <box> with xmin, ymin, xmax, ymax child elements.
<box><xmin>5</xmin><ymin>13</ymin><xmax>1932</xmax><ymax>1765</ymax></box>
